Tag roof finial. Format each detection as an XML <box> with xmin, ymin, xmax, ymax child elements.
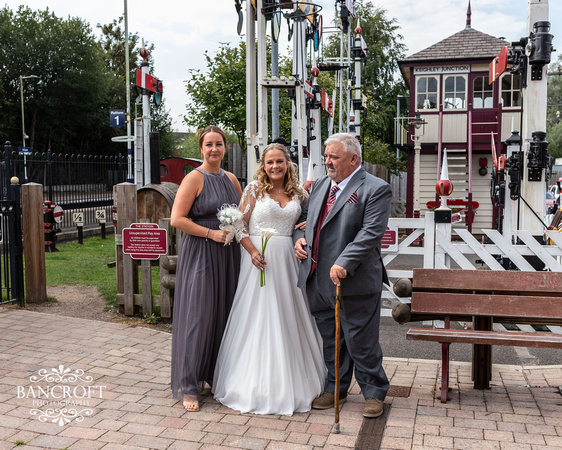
<box><xmin>466</xmin><ymin>0</ymin><xmax>472</xmax><ymax>29</ymax></box>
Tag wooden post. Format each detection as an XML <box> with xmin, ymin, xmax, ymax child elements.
<box><xmin>22</xmin><ymin>183</ymin><xmax>47</xmax><ymax>303</ymax></box>
<box><xmin>114</xmin><ymin>183</ymin><xmax>137</xmax><ymax>315</ymax></box>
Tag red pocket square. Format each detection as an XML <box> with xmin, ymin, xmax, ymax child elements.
<box><xmin>346</xmin><ymin>192</ymin><xmax>359</xmax><ymax>204</ymax></box>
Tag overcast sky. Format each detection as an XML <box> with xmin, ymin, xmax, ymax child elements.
<box><xmin>3</xmin><ymin>0</ymin><xmax>561</xmax><ymax>132</ymax></box>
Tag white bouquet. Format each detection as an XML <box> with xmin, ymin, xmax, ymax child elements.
<box><xmin>217</xmin><ymin>204</ymin><xmax>244</xmax><ymax>245</ymax></box>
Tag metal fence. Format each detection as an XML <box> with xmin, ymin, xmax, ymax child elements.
<box><xmin>0</xmin><ymin>144</ymin><xmax>24</xmax><ymax>306</ymax></box>
<box><xmin>8</xmin><ymin>148</ymin><xmax>127</xmax><ymax>229</ymax></box>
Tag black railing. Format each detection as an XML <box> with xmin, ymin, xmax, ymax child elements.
<box><xmin>9</xmin><ymin>150</ymin><xmax>127</xmax><ymax>229</ymax></box>
<box><xmin>1</xmin><ymin>142</ymin><xmax>25</xmax><ymax>306</ymax></box>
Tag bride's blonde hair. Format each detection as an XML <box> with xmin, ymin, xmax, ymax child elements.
<box><xmin>255</xmin><ymin>143</ymin><xmax>302</xmax><ymax>200</ymax></box>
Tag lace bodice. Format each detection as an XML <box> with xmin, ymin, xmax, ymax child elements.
<box><xmin>237</xmin><ymin>181</ymin><xmax>307</xmax><ymax>239</ymax></box>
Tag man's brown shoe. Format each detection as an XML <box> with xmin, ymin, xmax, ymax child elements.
<box><xmin>311</xmin><ymin>392</ymin><xmax>347</xmax><ymax>410</ymax></box>
<box><xmin>363</xmin><ymin>398</ymin><xmax>384</xmax><ymax>418</ymax></box>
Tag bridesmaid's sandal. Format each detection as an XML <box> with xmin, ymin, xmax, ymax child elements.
<box><xmin>182</xmin><ymin>400</ymin><xmax>199</xmax><ymax>412</ymax></box>
<box><xmin>182</xmin><ymin>394</ymin><xmax>199</xmax><ymax>412</ymax></box>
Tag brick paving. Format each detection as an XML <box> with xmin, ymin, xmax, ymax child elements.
<box><xmin>1</xmin><ymin>308</ymin><xmax>561</xmax><ymax>449</ymax></box>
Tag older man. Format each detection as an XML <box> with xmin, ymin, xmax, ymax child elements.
<box><xmin>294</xmin><ymin>133</ymin><xmax>392</xmax><ymax>418</ymax></box>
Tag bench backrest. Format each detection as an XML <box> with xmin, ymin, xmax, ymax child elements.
<box><xmin>411</xmin><ymin>269</ymin><xmax>562</xmax><ymax>322</ymax></box>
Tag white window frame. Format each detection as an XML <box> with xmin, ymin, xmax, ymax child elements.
<box><xmin>443</xmin><ymin>74</ymin><xmax>467</xmax><ymax>110</ymax></box>
<box><xmin>499</xmin><ymin>72</ymin><xmax>522</xmax><ymax>109</ymax></box>
<box><xmin>415</xmin><ymin>75</ymin><xmax>439</xmax><ymax>111</ymax></box>
<box><xmin>473</xmin><ymin>75</ymin><xmax>493</xmax><ymax>109</ymax></box>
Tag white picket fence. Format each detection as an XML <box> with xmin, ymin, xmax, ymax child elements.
<box><xmin>381</xmin><ymin>212</ymin><xmax>562</xmax><ymax>334</ymax></box>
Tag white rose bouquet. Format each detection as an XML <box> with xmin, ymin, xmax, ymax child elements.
<box><xmin>217</xmin><ymin>204</ymin><xmax>244</xmax><ymax>245</ymax></box>
<box><xmin>259</xmin><ymin>228</ymin><xmax>275</xmax><ymax>287</ymax></box>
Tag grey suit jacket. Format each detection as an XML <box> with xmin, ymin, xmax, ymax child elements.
<box><xmin>295</xmin><ymin>168</ymin><xmax>392</xmax><ymax>297</ymax></box>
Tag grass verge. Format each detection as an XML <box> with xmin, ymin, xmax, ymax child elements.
<box><xmin>45</xmin><ymin>236</ymin><xmax>119</xmax><ymax>306</ymax></box>
<box><xmin>45</xmin><ymin>235</ymin><xmax>162</xmax><ymax>310</ymax></box>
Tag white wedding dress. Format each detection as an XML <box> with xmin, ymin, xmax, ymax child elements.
<box><xmin>212</xmin><ymin>181</ymin><xmax>326</xmax><ymax>415</ymax></box>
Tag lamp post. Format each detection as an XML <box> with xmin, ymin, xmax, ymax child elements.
<box><xmin>20</xmin><ymin>74</ymin><xmax>40</xmax><ymax>183</ymax></box>
<box><xmin>409</xmin><ymin>113</ymin><xmax>427</xmax><ymax>218</ymax></box>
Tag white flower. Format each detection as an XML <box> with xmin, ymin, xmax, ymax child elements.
<box><xmin>260</xmin><ymin>229</ymin><xmax>275</xmax><ymax>241</ymax></box>
<box><xmin>259</xmin><ymin>228</ymin><xmax>276</xmax><ymax>287</ymax></box>
<box><xmin>216</xmin><ymin>204</ymin><xmax>245</xmax><ymax>245</ymax></box>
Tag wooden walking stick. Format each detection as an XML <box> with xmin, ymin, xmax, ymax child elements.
<box><xmin>332</xmin><ymin>284</ymin><xmax>342</xmax><ymax>434</ymax></box>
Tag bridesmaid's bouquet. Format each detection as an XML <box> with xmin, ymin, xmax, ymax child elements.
<box><xmin>217</xmin><ymin>204</ymin><xmax>244</xmax><ymax>245</ymax></box>
<box><xmin>259</xmin><ymin>228</ymin><xmax>275</xmax><ymax>287</ymax></box>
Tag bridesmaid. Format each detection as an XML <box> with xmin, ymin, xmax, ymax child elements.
<box><xmin>170</xmin><ymin>126</ymin><xmax>242</xmax><ymax>412</ymax></box>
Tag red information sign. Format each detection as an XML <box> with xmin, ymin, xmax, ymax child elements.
<box><xmin>123</xmin><ymin>223</ymin><xmax>167</xmax><ymax>260</ymax></box>
<box><xmin>381</xmin><ymin>225</ymin><xmax>398</xmax><ymax>252</ymax></box>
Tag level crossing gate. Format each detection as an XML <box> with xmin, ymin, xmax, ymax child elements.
<box><xmin>0</xmin><ymin>143</ymin><xmax>25</xmax><ymax>307</ymax></box>
<box><xmin>381</xmin><ymin>212</ymin><xmax>562</xmax><ymax>335</ymax></box>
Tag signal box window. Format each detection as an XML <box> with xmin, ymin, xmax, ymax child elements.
<box><xmin>473</xmin><ymin>76</ymin><xmax>493</xmax><ymax>108</ymax></box>
<box><xmin>444</xmin><ymin>75</ymin><xmax>466</xmax><ymax>109</ymax></box>
<box><xmin>500</xmin><ymin>73</ymin><xmax>521</xmax><ymax>108</ymax></box>
<box><xmin>416</xmin><ymin>76</ymin><xmax>438</xmax><ymax>110</ymax></box>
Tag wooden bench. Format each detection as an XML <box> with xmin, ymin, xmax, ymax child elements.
<box><xmin>406</xmin><ymin>268</ymin><xmax>562</xmax><ymax>403</ymax></box>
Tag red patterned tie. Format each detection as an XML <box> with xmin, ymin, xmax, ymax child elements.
<box><xmin>327</xmin><ymin>185</ymin><xmax>339</xmax><ymax>212</ymax></box>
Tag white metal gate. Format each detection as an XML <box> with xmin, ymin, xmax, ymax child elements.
<box><xmin>382</xmin><ymin>212</ymin><xmax>562</xmax><ymax>334</ymax></box>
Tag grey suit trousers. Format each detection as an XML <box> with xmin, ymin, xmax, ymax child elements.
<box><xmin>306</xmin><ymin>273</ymin><xmax>389</xmax><ymax>401</ymax></box>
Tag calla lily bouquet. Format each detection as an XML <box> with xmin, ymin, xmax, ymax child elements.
<box><xmin>259</xmin><ymin>228</ymin><xmax>275</xmax><ymax>287</ymax></box>
<box><xmin>217</xmin><ymin>204</ymin><xmax>244</xmax><ymax>245</ymax></box>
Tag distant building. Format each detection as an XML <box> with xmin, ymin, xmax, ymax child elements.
<box><xmin>395</xmin><ymin>2</ymin><xmax>519</xmax><ymax>233</ymax></box>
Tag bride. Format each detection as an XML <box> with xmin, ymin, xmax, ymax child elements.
<box><xmin>212</xmin><ymin>143</ymin><xmax>326</xmax><ymax>415</ymax></box>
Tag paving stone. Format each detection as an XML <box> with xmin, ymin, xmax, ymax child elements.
<box><xmin>27</xmin><ymin>434</ymin><xmax>77</xmax><ymax>448</ymax></box>
<box><xmin>123</xmin><ymin>434</ymin><xmax>174</xmax><ymax>449</ymax></box>
<box><xmin>59</xmin><ymin>425</ymin><xmax>107</xmax><ymax>439</ymax></box>
<box><xmin>96</xmin><ymin>430</ymin><xmax>134</xmax><ymax>444</ymax></box>
<box><xmin>2</xmin><ymin>309</ymin><xmax>562</xmax><ymax>450</ymax></box>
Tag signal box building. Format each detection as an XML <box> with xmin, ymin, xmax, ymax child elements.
<box><xmin>395</xmin><ymin>5</ymin><xmax>520</xmax><ymax>233</ymax></box>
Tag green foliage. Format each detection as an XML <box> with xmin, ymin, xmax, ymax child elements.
<box><xmin>547</xmin><ymin>55</ymin><xmax>562</xmax><ymax>159</ymax></box>
<box><xmin>356</xmin><ymin>3</ymin><xmax>408</xmax><ymax>144</ymax></box>
<box><xmin>98</xmin><ymin>17</ymin><xmax>177</xmax><ymax>157</ymax></box>
<box><xmin>0</xmin><ymin>5</ymin><xmax>175</xmax><ymax>156</ymax></box>
<box><xmin>547</xmin><ymin>122</ymin><xmax>562</xmax><ymax>160</ymax></box>
<box><xmin>45</xmin><ymin>235</ymin><xmax>162</xmax><ymax>310</ymax></box>
<box><xmin>143</xmin><ymin>313</ymin><xmax>158</xmax><ymax>324</ymax></box>
<box><xmin>45</xmin><ymin>236</ymin><xmax>118</xmax><ymax>305</ymax></box>
<box><xmin>152</xmin><ymin>105</ymin><xmax>180</xmax><ymax>158</ymax></box>
<box><xmin>178</xmin><ymin>133</ymin><xmax>202</xmax><ymax>159</ymax></box>
<box><xmin>363</xmin><ymin>139</ymin><xmax>406</xmax><ymax>175</ymax></box>
<box><xmin>184</xmin><ymin>41</ymin><xmax>247</xmax><ymax>147</ymax></box>
<box><xmin>321</xmin><ymin>3</ymin><xmax>407</xmax><ymax>169</ymax></box>
<box><xmin>0</xmin><ymin>5</ymin><xmax>109</xmax><ymax>153</ymax></box>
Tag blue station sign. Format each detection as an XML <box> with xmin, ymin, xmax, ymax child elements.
<box><xmin>110</xmin><ymin>110</ymin><xmax>126</xmax><ymax>127</ymax></box>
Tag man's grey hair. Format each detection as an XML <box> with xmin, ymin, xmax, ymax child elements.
<box><xmin>324</xmin><ymin>133</ymin><xmax>362</xmax><ymax>164</ymax></box>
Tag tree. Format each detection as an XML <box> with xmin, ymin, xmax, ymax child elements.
<box><xmin>0</xmin><ymin>6</ymin><xmax>176</xmax><ymax>156</ymax></box>
<box><xmin>321</xmin><ymin>2</ymin><xmax>408</xmax><ymax>173</ymax></box>
<box><xmin>547</xmin><ymin>55</ymin><xmax>562</xmax><ymax>159</ymax></box>
<box><xmin>184</xmin><ymin>41</ymin><xmax>248</xmax><ymax>148</ymax></box>
<box><xmin>547</xmin><ymin>122</ymin><xmax>562</xmax><ymax>160</ymax></box>
<box><xmin>356</xmin><ymin>3</ymin><xmax>408</xmax><ymax>145</ymax></box>
<box><xmin>0</xmin><ymin>6</ymin><xmax>109</xmax><ymax>153</ymax></box>
<box><xmin>98</xmin><ymin>17</ymin><xmax>178</xmax><ymax>157</ymax></box>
